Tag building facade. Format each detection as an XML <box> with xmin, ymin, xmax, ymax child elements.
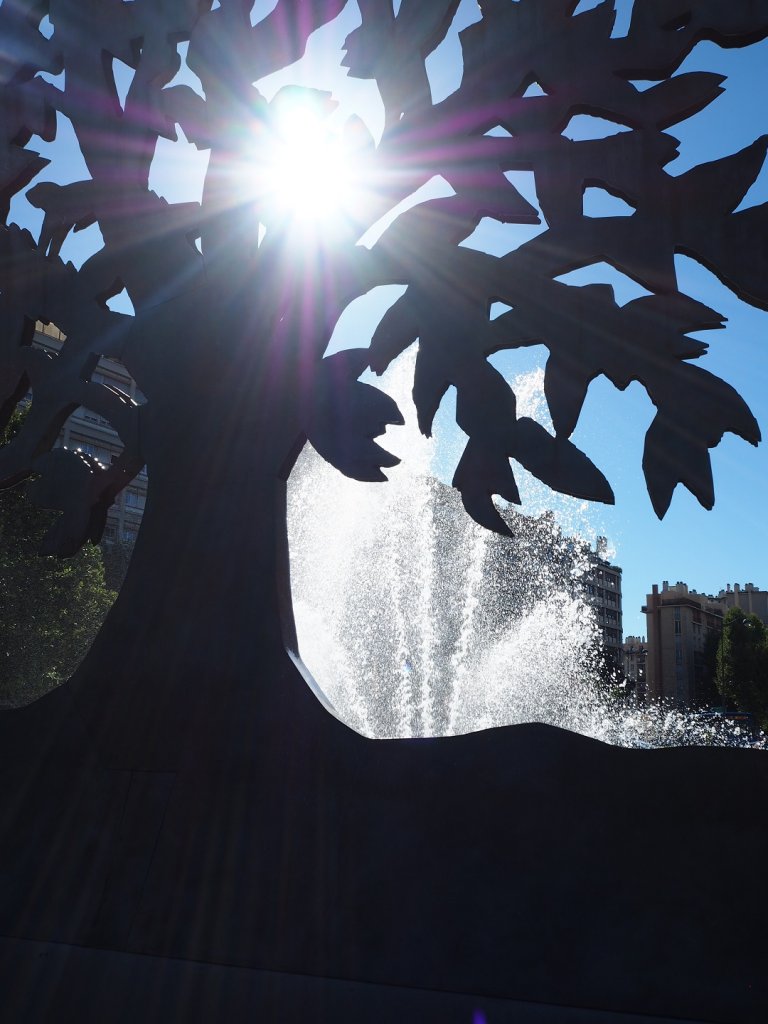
<box><xmin>643</xmin><ymin>580</ymin><xmax>768</xmax><ymax>706</ymax></box>
<box><xmin>716</xmin><ymin>582</ymin><xmax>768</xmax><ymax>624</ymax></box>
<box><xmin>33</xmin><ymin>321</ymin><xmax>148</xmax><ymax>549</ymax></box>
<box><xmin>643</xmin><ymin>582</ymin><xmax>723</xmax><ymax>706</ymax></box>
<box><xmin>622</xmin><ymin>635</ymin><xmax>648</xmax><ymax>699</ymax></box>
<box><xmin>584</xmin><ymin>537</ymin><xmax>623</xmax><ymax>666</ymax></box>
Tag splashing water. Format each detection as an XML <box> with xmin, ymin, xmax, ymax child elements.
<box><xmin>287</xmin><ymin>351</ymin><xmax>764</xmax><ymax>749</ymax></box>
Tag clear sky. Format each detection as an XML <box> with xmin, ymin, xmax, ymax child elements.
<box><xmin>9</xmin><ymin>0</ymin><xmax>768</xmax><ymax>639</ymax></box>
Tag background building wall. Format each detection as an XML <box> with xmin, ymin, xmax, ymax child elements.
<box><xmin>584</xmin><ymin>537</ymin><xmax>623</xmax><ymax>667</ymax></box>
<box><xmin>644</xmin><ymin>579</ymin><xmax>768</xmax><ymax>706</ymax></box>
<box><xmin>622</xmin><ymin>635</ymin><xmax>647</xmax><ymax>699</ymax></box>
<box><xmin>33</xmin><ymin>322</ymin><xmax>148</xmax><ymax>553</ymax></box>
<box><xmin>644</xmin><ymin>582</ymin><xmax>723</xmax><ymax>705</ymax></box>
<box><xmin>717</xmin><ymin>582</ymin><xmax>768</xmax><ymax>623</ymax></box>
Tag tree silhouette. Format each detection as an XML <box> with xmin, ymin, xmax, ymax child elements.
<box><xmin>2</xmin><ymin>1</ymin><xmax>768</xmax><ymax>757</ymax></box>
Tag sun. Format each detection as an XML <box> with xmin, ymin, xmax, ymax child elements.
<box><xmin>259</xmin><ymin>97</ymin><xmax>363</xmax><ymax>234</ymax></box>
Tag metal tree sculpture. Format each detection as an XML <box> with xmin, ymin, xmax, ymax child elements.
<box><xmin>1</xmin><ymin>0</ymin><xmax>768</xmax><ymax>755</ymax></box>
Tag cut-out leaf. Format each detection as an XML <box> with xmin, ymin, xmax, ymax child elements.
<box><xmin>369</xmin><ymin>293</ymin><xmax>420</xmax><ymax>375</ymax></box>
<box><xmin>306</xmin><ymin>349</ymin><xmax>405</xmax><ymax>482</ymax></box>
<box><xmin>514</xmin><ymin>418</ymin><xmax>615</xmax><ymax>504</ymax></box>
<box><xmin>643</xmin><ymin>363</ymin><xmax>759</xmax><ymax>516</ymax></box>
<box><xmin>643</xmin><ymin>413</ymin><xmax>715</xmax><ymax>518</ymax></box>
<box><xmin>452</xmin><ymin>438</ymin><xmax>519</xmax><ymax>536</ymax></box>
<box><xmin>639</xmin><ymin>73</ymin><xmax>725</xmax><ymax>130</ymax></box>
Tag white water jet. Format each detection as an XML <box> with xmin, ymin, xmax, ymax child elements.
<box><xmin>287</xmin><ymin>350</ymin><xmax>764</xmax><ymax>749</ymax></box>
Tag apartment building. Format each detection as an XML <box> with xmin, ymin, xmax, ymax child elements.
<box><xmin>717</xmin><ymin>582</ymin><xmax>768</xmax><ymax>624</ymax></box>
<box><xmin>643</xmin><ymin>579</ymin><xmax>768</xmax><ymax>706</ymax></box>
<box><xmin>584</xmin><ymin>537</ymin><xmax>623</xmax><ymax>666</ymax></box>
<box><xmin>622</xmin><ymin>635</ymin><xmax>648</xmax><ymax>699</ymax></box>
<box><xmin>643</xmin><ymin>582</ymin><xmax>723</xmax><ymax>706</ymax></box>
<box><xmin>32</xmin><ymin>321</ymin><xmax>148</xmax><ymax>548</ymax></box>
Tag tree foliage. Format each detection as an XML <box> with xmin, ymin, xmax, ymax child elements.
<box><xmin>715</xmin><ymin>607</ymin><xmax>768</xmax><ymax>729</ymax></box>
<box><xmin>1</xmin><ymin>1</ymin><xmax>768</xmax><ymax>688</ymax></box>
<box><xmin>0</xmin><ymin>408</ymin><xmax>115</xmax><ymax>706</ymax></box>
<box><xmin>2</xmin><ymin>1</ymin><xmax>768</xmax><ymax>545</ymax></box>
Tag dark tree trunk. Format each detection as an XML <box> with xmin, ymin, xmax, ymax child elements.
<box><xmin>58</xmin><ymin>282</ymin><xmax>337</xmax><ymax>771</ymax></box>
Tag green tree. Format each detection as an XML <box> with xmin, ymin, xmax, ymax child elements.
<box><xmin>0</xmin><ymin>409</ymin><xmax>115</xmax><ymax>707</ymax></box>
<box><xmin>715</xmin><ymin>607</ymin><xmax>768</xmax><ymax>730</ymax></box>
<box><xmin>699</xmin><ymin>627</ymin><xmax>723</xmax><ymax>708</ymax></box>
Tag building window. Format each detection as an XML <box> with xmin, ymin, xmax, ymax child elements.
<box><xmin>71</xmin><ymin>440</ymin><xmax>113</xmax><ymax>465</ymax></box>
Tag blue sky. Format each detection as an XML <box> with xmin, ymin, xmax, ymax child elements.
<box><xmin>9</xmin><ymin>0</ymin><xmax>768</xmax><ymax>638</ymax></box>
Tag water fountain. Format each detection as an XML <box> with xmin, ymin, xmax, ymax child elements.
<box><xmin>289</xmin><ymin>350</ymin><xmax>765</xmax><ymax>750</ymax></box>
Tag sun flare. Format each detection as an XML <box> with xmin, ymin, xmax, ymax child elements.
<box><xmin>259</xmin><ymin>100</ymin><xmax>362</xmax><ymax>232</ymax></box>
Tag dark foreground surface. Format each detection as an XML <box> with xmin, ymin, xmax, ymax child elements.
<box><xmin>0</xmin><ymin>660</ymin><xmax>766</xmax><ymax>1023</ymax></box>
<box><xmin>0</xmin><ymin>936</ymin><xmax>720</xmax><ymax>1024</ymax></box>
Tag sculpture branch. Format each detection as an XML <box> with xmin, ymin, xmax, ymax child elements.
<box><xmin>1</xmin><ymin>0</ymin><xmax>768</xmax><ymax>712</ymax></box>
